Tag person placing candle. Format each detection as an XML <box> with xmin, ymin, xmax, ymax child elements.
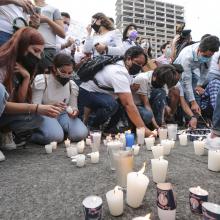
<box><xmin>151</xmin><ymin>157</ymin><xmax>168</xmax><ymax>183</ymax></box>
<box><xmin>106</xmin><ymin>186</ymin><xmax>124</xmax><ymax>216</ymax></box>
<box><xmin>126</xmin><ymin>163</ymin><xmax>149</xmax><ymax>208</ymax></box>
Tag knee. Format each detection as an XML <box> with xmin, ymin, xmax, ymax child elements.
<box><xmin>142</xmin><ymin>110</ymin><xmax>153</xmax><ymax>124</ymax></box>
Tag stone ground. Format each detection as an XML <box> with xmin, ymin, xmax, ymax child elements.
<box><xmin>0</xmin><ymin>140</ymin><xmax>220</xmax><ymax>220</ymax></box>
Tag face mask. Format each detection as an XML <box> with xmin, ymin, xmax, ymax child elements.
<box><xmin>198</xmin><ymin>55</ymin><xmax>211</xmax><ymax>63</ymax></box>
<box><xmin>128</xmin><ymin>30</ymin><xmax>138</xmax><ymax>41</ymax></box>
<box><xmin>21</xmin><ymin>52</ymin><xmax>41</xmax><ymax>76</ymax></box>
<box><xmin>64</xmin><ymin>24</ymin><xmax>69</xmax><ymax>33</ymax></box>
<box><xmin>165</xmin><ymin>48</ymin><xmax>172</xmax><ymax>58</ymax></box>
<box><xmin>91</xmin><ymin>22</ymin><xmax>101</xmax><ymax>33</ymax></box>
<box><xmin>129</xmin><ymin>63</ymin><xmax>142</xmax><ymax>75</ymax></box>
<box><xmin>56</xmin><ymin>75</ymin><xmax>70</xmax><ymax>86</ymax></box>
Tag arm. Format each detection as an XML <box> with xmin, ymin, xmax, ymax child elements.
<box><xmin>0</xmin><ymin>0</ymin><xmax>34</xmax><ymax>13</ymax></box>
<box><xmin>118</xmin><ymin>92</ymin><xmax>155</xmax><ymax>136</ymax></box>
<box><xmin>83</xmin><ymin>24</ymin><xmax>94</xmax><ymax>53</ymax></box>
<box><xmin>68</xmin><ymin>81</ymin><xmax>79</xmax><ymax>110</ymax></box>
<box><xmin>170</xmin><ymin>34</ymin><xmax>180</xmax><ymax>62</ymax></box>
<box><xmin>31</xmin><ymin>75</ymin><xmax>45</xmax><ymax>104</ymax></box>
<box><xmin>139</xmin><ymin>94</ymin><xmax>159</xmax><ymax>129</ymax></box>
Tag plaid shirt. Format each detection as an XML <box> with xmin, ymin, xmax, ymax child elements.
<box><xmin>201</xmin><ymin>79</ymin><xmax>220</xmax><ymax>110</ymax></box>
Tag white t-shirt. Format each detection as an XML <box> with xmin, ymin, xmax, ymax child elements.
<box><xmin>132</xmin><ymin>71</ymin><xmax>153</xmax><ymax>105</ymax></box>
<box><xmin>80</xmin><ymin>60</ymin><xmax>132</xmax><ymax>95</ymax></box>
<box><xmin>0</xmin><ymin>4</ymin><xmax>27</xmax><ymax>34</ymax></box>
<box><xmin>37</xmin><ymin>4</ymin><xmax>62</xmax><ymax>49</ymax></box>
<box><xmin>208</xmin><ymin>51</ymin><xmax>220</xmax><ymax>80</ymax></box>
<box><xmin>32</xmin><ymin>74</ymin><xmax>79</xmax><ymax>109</ymax></box>
<box><xmin>83</xmin><ymin>29</ymin><xmax>124</xmax><ymax>56</ymax></box>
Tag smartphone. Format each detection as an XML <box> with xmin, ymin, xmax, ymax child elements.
<box><xmin>34</xmin><ymin>7</ymin><xmax>41</xmax><ymax>14</ymax></box>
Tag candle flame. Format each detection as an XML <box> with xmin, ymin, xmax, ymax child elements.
<box><xmin>138</xmin><ymin>162</ymin><xmax>146</xmax><ymax>174</ymax></box>
<box><xmin>145</xmin><ymin>213</ymin><xmax>151</xmax><ymax>219</ymax></box>
<box><xmin>126</xmin><ymin>130</ymin><xmax>131</xmax><ymax>134</ymax></box>
<box><xmin>197</xmin><ymin>186</ymin><xmax>201</xmax><ymax>190</ymax></box>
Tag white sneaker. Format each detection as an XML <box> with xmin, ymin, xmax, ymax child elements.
<box><xmin>0</xmin><ymin>150</ymin><xmax>5</xmax><ymax>161</ymax></box>
<box><xmin>205</xmin><ymin>133</ymin><xmax>220</xmax><ymax>150</ymax></box>
<box><xmin>0</xmin><ymin>132</ymin><xmax>16</xmax><ymax>150</ymax></box>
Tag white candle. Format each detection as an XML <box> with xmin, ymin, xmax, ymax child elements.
<box><xmin>189</xmin><ymin>186</ymin><xmax>208</xmax><ymax>196</ymax></box>
<box><xmin>136</xmin><ymin>127</ymin><xmax>145</xmax><ymax>145</ymax></box>
<box><xmin>193</xmin><ymin>139</ymin><xmax>205</xmax><ymax>156</ymax></box>
<box><xmin>91</xmin><ymin>132</ymin><xmax>102</xmax><ymax>152</ymax></box>
<box><xmin>152</xmin><ymin>145</ymin><xmax>164</xmax><ymax>159</ymax></box>
<box><xmin>151</xmin><ymin>157</ymin><xmax>168</xmax><ymax>183</ymax></box>
<box><xmin>50</xmin><ymin>141</ymin><xmax>57</xmax><ymax>150</ymax></box>
<box><xmin>158</xmin><ymin>128</ymin><xmax>168</xmax><ymax>141</ymax></box>
<box><xmin>76</xmin><ymin>154</ymin><xmax>86</xmax><ymax>167</ymax></box>
<box><xmin>66</xmin><ymin>106</ymin><xmax>73</xmax><ymax>114</ymax></box>
<box><xmin>145</xmin><ymin>136</ymin><xmax>155</xmax><ymax>151</ymax></box>
<box><xmin>132</xmin><ymin>145</ymin><xmax>140</xmax><ymax>155</ymax></box>
<box><xmin>66</xmin><ymin>145</ymin><xmax>78</xmax><ymax>157</ymax></box>
<box><xmin>90</xmin><ymin>151</ymin><xmax>99</xmax><ymax>163</ymax></box>
<box><xmin>45</xmin><ymin>144</ymin><xmax>53</xmax><ymax>154</ymax></box>
<box><xmin>77</xmin><ymin>140</ymin><xmax>85</xmax><ymax>153</ymax></box>
<box><xmin>132</xmin><ymin>214</ymin><xmax>151</xmax><ymax>220</ymax></box>
<box><xmin>106</xmin><ymin>186</ymin><xmax>123</xmax><ymax>216</ymax></box>
<box><xmin>208</xmin><ymin>150</ymin><xmax>220</xmax><ymax>172</ymax></box>
<box><xmin>64</xmin><ymin>138</ymin><xmax>71</xmax><ymax>148</ymax></box>
<box><xmin>167</xmin><ymin>124</ymin><xmax>178</xmax><ymax>140</ymax></box>
<box><xmin>179</xmin><ymin>133</ymin><xmax>188</xmax><ymax>146</ymax></box>
<box><xmin>126</xmin><ymin>163</ymin><xmax>149</xmax><ymax>208</ymax></box>
<box><xmin>120</xmin><ymin>133</ymin><xmax>126</xmax><ymax>147</ymax></box>
<box><xmin>161</xmin><ymin>140</ymin><xmax>172</xmax><ymax>156</ymax></box>
<box><xmin>170</xmin><ymin>139</ymin><xmax>175</xmax><ymax>148</ymax></box>
<box><xmin>86</xmin><ymin>137</ymin><xmax>92</xmax><ymax>146</ymax></box>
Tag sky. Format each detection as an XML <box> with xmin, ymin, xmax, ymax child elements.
<box><xmin>46</xmin><ymin>0</ymin><xmax>220</xmax><ymax>41</ymax></box>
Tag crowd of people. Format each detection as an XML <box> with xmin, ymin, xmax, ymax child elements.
<box><xmin>0</xmin><ymin>0</ymin><xmax>220</xmax><ymax>161</ymax></box>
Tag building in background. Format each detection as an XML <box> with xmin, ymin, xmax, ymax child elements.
<box><xmin>116</xmin><ymin>0</ymin><xmax>184</xmax><ymax>57</ymax></box>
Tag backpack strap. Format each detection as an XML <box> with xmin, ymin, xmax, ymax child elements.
<box><xmin>43</xmin><ymin>74</ymin><xmax>48</xmax><ymax>94</ymax></box>
<box><xmin>93</xmin><ymin>78</ymin><xmax>114</xmax><ymax>92</ymax></box>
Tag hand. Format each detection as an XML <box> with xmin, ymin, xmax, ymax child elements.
<box><xmin>29</xmin><ymin>14</ymin><xmax>40</xmax><ymax>29</ymax></box>
<box><xmin>191</xmin><ymin>101</ymin><xmax>201</xmax><ymax>114</ymax></box>
<box><xmin>145</xmin><ymin>128</ymin><xmax>157</xmax><ymax>137</ymax></box>
<box><xmin>40</xmin><ymin>14</ymin><xmax>49</xmax><ymax>23</ymax></box>
<box><xmin>66</xmin><ymin>37</ymin><xmax>75</xmax><ymax>48</ymax></box>
<box><xmin>13</xmin><ymin>0</ymin><xmax>34</xmax><ymax>14</ymax></box>
<box><xmin>14</xmin><ymin>63</ymin><xmax>30</xmax><ymax>79</ymax></box>
<box><xmin>37</xmin><ymin>105</ymin><xmax>62</xmax><ymax>117</ymax></box>
<box><xmin>195</xmin><ymin>86</ymin><xmax>205</xmax><ymax>95</ymax></box>
<box><xmin>95</xmin><ymin>43</ymin><xmax>107</xmax><ymax>54</ymax></box>
<box><xmin>53</xmin><ymin>102</ymin><xmax>67</xmax><ymax>111</ymax></box>
<box><xmin>188</xmin><ymin>117</ymin><xmax>197</xmax><ymax>129</ymax></box>
<box><xmin>86</xmin><ymin>24</ymin><xmax>92</xmax><ymax>36</ymax></box>
<box><xmin>68</xmin><ymin>110</ymin><xmax>79</xmax><ymax>119</ymax></box>
<box><xmin>172</xmin><ymin>34</ymin><xmax>180</xmax><ymax>45</ymax></box>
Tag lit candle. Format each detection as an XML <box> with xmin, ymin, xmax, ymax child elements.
<box><xmin>193</xmin><ymin>139</ymin><xmax>205</xmax><ymax>156</ymax></box>
<box><xmin>152</xmin><ymin>145</ymin><xmax>164</xmax><ymax>159</ymax></box>
<box><xmin>91</xmin><ymin>131</ymin><xmax>102</xmax><ymax>152</ymax></box>
<box><xmin>161</xmin><ymin>139</ymin><xmax>172</xmax><ymax>156</ymax></box>
<box><xmin>86</xmin><ymin>137</ymin><xmax>92</xmax><ymax>146</ymax></box>
<box><xmin>90</xmin><ymin>151</ymin><xmax>99</xmax><ymax>164</ymax></box>
<box><xmin>77</xmin><ymin>140</ymin><xmax>85</xmax><ymax>153</ymax></box>
<box><xmin>126</xmin><ymin>163</ymin><xmax>149</xmax><ymax>208</ymax></box>
<box><xmin>144</xmin><ymin>136</ymin><xmax>155</xmax><ymax>151</ymax></box>
<box><xmin>158</xmin><ymin>128</ymin><xmax>168</xmax><ymax>141</ymax></box>
<box><xmin>167</xmin><ymin>124</ymin><xmax>178</xmax><ymax>140</ymax></box>
<box><xmin>45</xmin><ymin>144</ymin><xmax>53</xmax><ymax>154</ymax></box>
<box><xmin>125</xmin><ymin>131</ymin><xmax>135</xmax><ymax>148</ymax></box>
<box><xmin>151</xmin><ymin>157</ymin><xmax>168</xmax><ymax>183</ymax></box>
<box><xmin>120</xmin><ymin>133</ymin><xmax>126</xmax><ymax>147</ymax></box>
<box><xmin>136</xmin><ymin>127</ymin><xmax>145</xmax><ymax>146</ymax></box>
<box><xmin>66</xmin><ymin>144</ymin><xmax>78</xmax><ymax>157</ymax></box>
<box><xmin>50</xmin><ymin>141</ymin><xmax>57</xmax><ymax>150</ymax></box>
<box><xmin>208</xmin><ymin>150</ymin><xmax>220</xmax><ymax>172</ymax></box>
<box><xmin>106</xmin><ymin>186</ymin><xmax>124</xmax><ymax>216</ymax></box>
<box><xmin>64</xmin><ymin>138</ymin><xmax>71</xmax><ymax>148</ymax></box>
<box><xmin>179</xmin><ymin>132</ymin><xmax>188</xmax><ymax>146</ymax></box>
<box><xmin>132</xmin><ymin>213</ymin><xmax>151</xmax><ymax>220</ymax></box>
<box><xmin>132</xmin><ymin>145</ymin><xmax>140</xmax><ymax>155</ymax></box>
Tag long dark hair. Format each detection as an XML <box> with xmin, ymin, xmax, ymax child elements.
<box><xmin>122</xmin><ymin>23</ymin><xmax>137</xmax><ymax>41</ymax></box>
<box><xmin>92</xmin><ymin>12</ymin><xmax>114</xmax><ymax>31</ymax></box>
<box><xmin>0</xmin><ymin>27</ymin><xmax>44</xmax><ymax>98</ymax></box>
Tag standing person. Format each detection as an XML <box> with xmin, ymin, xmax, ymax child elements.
<box><xmin>0</xmin><ymin>0</ymin><xmax>40</xmax><ymax>46</ymax></box>
<box><xmin>174</xmin><ymin>35</ymin><xmax>220</xmax><ymax>114</ymax></box>
<box><xmin>122</xmin><ymin>23</ymin><xmax>138</xmax><ymax>51</ymax></box>
<box><xmin>31</xmin><ymin>53</ymin><xmax>88</xmax><ymax>144</ymax></box>
<box><xmin>34</xmin><ymin>0</ymin><xmax>65</xmax><ymax>73</ymax></box>
<box><xmin>156</xmin><ymin>42</ymin><xmax>172</xmax><ymax>65</ymax></box>
<box><xmin>83</xmin><ymin>12</ymin><xmax>124</xmax><ymax>57</ymax></box>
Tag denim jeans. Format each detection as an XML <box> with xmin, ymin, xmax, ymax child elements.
<box><xmin>0</xmin><ymin>31</ymin><xmax>12</xmax><ymax>46</ymax></box>
<box><xmin>0</xmin><ymin>83</ymin><xmax>8</xmax><ymax>117</ymax></box>
<box><xmin>212</xmin><ymin>89</ymin><xmax>220</xmax><ymax>136</ymax></box>
<box><xmin>137</xmin><ymin>105</ymin><xmax>153</xmax><ymax>125</ymax></box>
<box><xmin>78</xmin><ymin>88</ymin><xmax>119</xmax><ymax>127</ymax></box>
<box><xmin>150</xmin><ymin>88</ymin><xmax>167</xmax><ymax>126</ymax></box>
<box><xmin>31</xmin><ymin>112</ymin><xmax>88</xmax><ymax>145</ymax></box>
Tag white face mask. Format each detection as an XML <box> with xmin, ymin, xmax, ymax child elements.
<box><xmin>165</xmin><ymin>48</ymin><xmax>172</xmax><ymax>58</ymax></box>
<box><xmin>64</xmin><ymin>24</ymin><xmax>69</xmax><ymax>33</ymax></box>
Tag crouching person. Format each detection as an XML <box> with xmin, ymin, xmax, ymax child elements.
<box><xmin>31</xmin><ymin>53</ymin><xmax>88</xmax><ymax>144</ymax></box>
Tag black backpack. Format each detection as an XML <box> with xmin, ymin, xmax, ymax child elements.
<box><xmin>76</xmin><ymin>55</ymin><xmax>123</xmax><ymax>82</ymax></box>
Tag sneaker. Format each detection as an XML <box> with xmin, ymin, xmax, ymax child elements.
<box><xmin>205</xmin><ymin>133</ymin><xmax>220</xmax><ymax>150</ymax></box>
<box><xmin>0</xmin><ymin>132</ymin><xmax>16</xmax><ymax>150</ymax></box>
<box><xmin>0</xmin><ymin>150</ymin><xmax>5</xmax><ymax>161</ymax></box>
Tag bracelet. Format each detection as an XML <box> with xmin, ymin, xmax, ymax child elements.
<box><xmin>35</xmin><ymin>104</ymin><xmax>39</xmax><ymax>114</ymax></box>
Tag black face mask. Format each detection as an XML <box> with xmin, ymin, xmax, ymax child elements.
<box><xmin>91</xmin><ymin>23</ymin><xmax>101</xmax><ymax>33</ymax></box>
<box><xmin>129</xmin><ymin>63</ymin><xmax>142</xmax><ymax>75</ymax></box>
<box><xmin>56</xmin><ymin>75</ymin><xmax>70</xmax><ymax>86</ymax></box>
<box><xmin>20</xmin><ymin>52</ymin><xmax>41</xmax><ymax>76</ymax></box>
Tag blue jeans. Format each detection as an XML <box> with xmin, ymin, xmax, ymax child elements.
<box><xmin>31</xmin><ymin>112</ymin><xmax>88</xmax><ymax>145</ymax></box>
<box><xmin>212</xmin><ymin>89</ymin><xmax>220</xmax><ymax>136</ymax></box>
<box><xmin>150</xmin><ymin>88</ymin><xmax>166</xmax><ymax>126</ymax></box>
<box><xmin>0</xmin><ymin>83</ymin><xmax>8</xmax><ymax>117</ymax></box>
<box><xmin>78</xmin><ymin>88</ymin><xmax>119</xmax><ymax>127</ymax></box>
<box><xmin>0</xmin><ymin>31</ymin><xmax>12</xmax><ymax>46</ymax></box>
<box><xmin>137</xmin><ymin>106</ymin><xmax>153</xmax><ymax>125</ymax></box>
